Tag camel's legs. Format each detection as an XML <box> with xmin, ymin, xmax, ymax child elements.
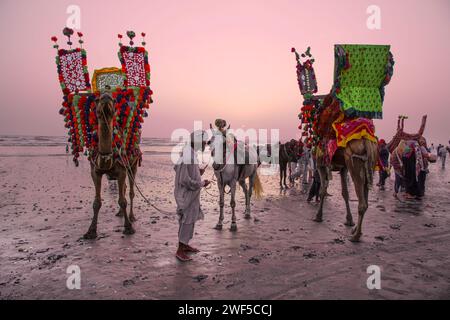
<box><xmin>128</xmin><ymin>163</ymin><xmax>137</xmax><ymax>222</ymax></box>
<box><xmin>118</xmin><ymin>170</ymin><xmax>135</xmax><ymax>235</ymax></box>
<box><xmin>340</xmin><ymin>168</ymin><xmax>355</xmax><ymax>226</ymax></box>
<box><xmin>214</xmin><ymin>177</ymin><xmax>225</xmax><ymax>230</ymax></box>
<box><xmin>230</xmin><ymin>181</ymin><xmax>238</xmax><ymax>231</ymax></box>
<box><xmin>348</xmin><ymin>160</ymin><xmax>368</xmax><ymax>242</ymax></box>
<box><xmin>288</xmin><ymin>163</ymin><xmax>293</xmax><ymax>183</ymax></box>
<box><xmin>283</xmin><ymin>165</ymin><xmax>289</xmax><ymax>189</ymax></box>
<box><xmin>314</xmin><ymin>166</ymin><xmax>329</xmax><ymax>222</ymax></box>
<box><xmin>279</xmin><ymin>164</ymin><xmax>285</xmax><ymax>189</ymax></box>
<box><xmin>116</xmin><ymin>182</ymin><xmax>126</xmax><ymax>217</ymax></box>
<box><xmin>84</xmin><ymin>170</ymin><xmax>102</xmax><ymax>239</ymax></box>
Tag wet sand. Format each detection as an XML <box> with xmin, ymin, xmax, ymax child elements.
<box><xmin>1</xmin><ymin>139</ymin><xmax>450</xmax><ymax>299</ymax></box>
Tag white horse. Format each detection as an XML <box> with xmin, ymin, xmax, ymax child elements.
<box><xmin>207</xmin><ymin>127</ymin><xmax>263</xmax><ymax>231</ymax></box>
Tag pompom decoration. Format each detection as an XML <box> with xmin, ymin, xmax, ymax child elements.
<box><xmin>63</xmin><ymin>27</ymin><xmax>74</xmax><ymax>47</ymax></box>
<box><xmin>292</xmin><ymin>47</ymin><xmax>320</xmax><ymax>146</ymax></box>
<box><xmin>51</xmin><ymin>36</ymin><xmax>59</xmax><ymax>49</ymax></box>
<box><xmin>141</xmin><ymin>32</ymin><xmax>146</xmax><ymax>46</ymax></box>
<box><xmin>127</xmin><ymin>30</ymin><xmax>136</xmax><ymax>46</ymax></box>
<box><xmin>52</xmin><ymin>28</ymin><xmax>154</xmax><ymax>165</ymax></box>
<box><xmin>77</xmin><ymin>32</ymin><xmax>84</xmax><ymax>48</ymax></box>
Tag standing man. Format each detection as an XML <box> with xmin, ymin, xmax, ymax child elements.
<box><xmin>301</xmin><ymin>143</ymin><xmax>311</xmax><ymax>184</ymax></box>
<box><xmin>417</xmin><ymin>138</ymin><xmax>430</xmax><ymax>198</ymax></box>
<box><xmin>438</xmin><ymin>143</ymin><xmax>447</xmax><ymax>169</ymax></box>
<box><xmin>378</xmin><ymin>139</ymin><xmax>390</xmax><ymax>191</ymax></box>
<box><xmin>174</xmin><ymin>130</ymin><xmax>210</xmax><ymax>262</ymax></box>
<box><xmin>437</xmin><ymin>144</ymin><xmax>443</xmax><ymax>158</ymax></box>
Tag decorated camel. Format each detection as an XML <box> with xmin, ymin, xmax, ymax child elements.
<box><xmin>207</xmin><ymin>120</ymin><xmax>263</xmax><ymax>231</ymax></box>
<box><xmin>387</xmin><ymin>115</ymin><xmax>427</xmax><ymax>152</ymax></box>
<box><xmin>292</xmin><ymin>45</ymin><xmax>394</xmax><ymax>241</ymax></box>
<box><xmin>51</xmin><ymin>29</ymin><xmax>153</xmax><ymax>238</ymax></box>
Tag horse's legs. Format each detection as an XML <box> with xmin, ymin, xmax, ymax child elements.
<box><xmin>314</xmin><ymin>166</ymin><xmax>329</xmax><ymax>222</ymax></box>
<box><xmin>246</xmin><ymin>172</ymin><xmax>256</xmax><ymax>219</ymax></box>
<box><xmin>214</xmin><ymin>180</ymin><xmax>225</xmax><ymax>230</ymax></box>
<box><xmin>118</xmin><ymin>169</ymin><xmax>134</xmax><ymax>235</ymax></box>
<box><xmin>340</xmin><ymin>168</ymin><xmax>355</xmax><ymax>226</ymax></box>
<box><xmin>84</xmin><ymin>169</ymin><xmax>102</xmax><ymax>239</ymax></box>
<box><xmin>348</xmin><ymin>160</ymin><xmax>368</xmax><ymax>242</ymax></box>
<box><xmin>128</xmin><ymin>163</ymin><xmax>137</xmax><ymax>222</ymax></box>
<box><xmin>239</xmin><ymin>179</ymin><xmax>250</xmax><ymax>219</ymax></box>
<box><xmin>230</xmin><ymin>181</ymin><xmax>238</xmax><ymax>231</ymax></box>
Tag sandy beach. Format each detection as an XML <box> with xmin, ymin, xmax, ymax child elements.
<box><xmin>1</xmin><ymin>135</ymin><xmax>450</xmax><ymax>300</ymax></box>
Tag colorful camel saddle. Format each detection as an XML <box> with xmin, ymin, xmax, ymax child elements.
<box><xmin>51</xmin><ymin>28</ymin><xmax>154</xmax><ymax>164</ymax></box>
<box><xmin>332</xmin><ymin>116</ymin><xmax>377</xmax><ymax>148</ymax></box>
<box><xmin>333</xmin><ymin>44</ymin><xmax>394</xmax><ymax>119</ymax></box>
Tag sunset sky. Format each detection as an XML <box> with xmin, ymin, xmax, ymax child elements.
<box><xmin>0</xmin><ymin>0</ymin><xmax>449</xmax><ymax>144</ymax></box>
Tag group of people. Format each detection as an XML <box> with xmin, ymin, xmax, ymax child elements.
<box><xmin>430</xmin><ymin>143</ymin><xmax>450</xmax><ymax>169</ymax></box>
<box><xmin>287</xmin><ymin>140</ymin><xmax>321</xmax><ymax>202</ymax></box>
<box><xmin>172</xmin><ymin>127</ymin><xmax>449</xmax><ymax>261</ymax></box>
<box><xmin>384</xmin><ymin>138</ymin><xmax>438</xmax><ymax>200</ymax></box>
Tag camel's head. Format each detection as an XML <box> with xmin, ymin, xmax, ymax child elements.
<box><xmin>418</xmin><ymin>136</ymin><xmax>428</xmax><ymax>149</ymax></box>
<box><xmin>286</xmin><ymin>139</ymin><xmax>301</xmax><ymax>159</ymax></box>
<box><xmin>316</xmin><ymin>95</ymin><xmax>342</xmax><ymax>139</ymax></box>
<box><xmin>95</xmin><ymin>93</ymin><xmax>115</xmax><ymax>123</ymax></box>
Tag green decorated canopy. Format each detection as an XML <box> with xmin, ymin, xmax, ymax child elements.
<box><xmin>333</xmin><ymin>44</ymin><xmax>394</xmax><ymax>119</ymax></box>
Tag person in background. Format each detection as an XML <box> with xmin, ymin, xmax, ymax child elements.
<box><xmin>307</xmin><ymin>154</ymin><xmax>321</xmax><ymax>202</ymax></box>
<box><xmin>173</xmin><ymin>130</ymin><xmax>210</xmax><ymax>262</ymax></box>
<box><xmin>417</xmin><ymin>138</ymin><xmax>430</xmax><ymax>198</ymax></box>
<box><xmin>301</xmin><ymin>143</ymin><xmax>311</xmax><ymax>184</ymax></box>
<box><xmin>377</xmin><ymin>139</ymin><xmax>390</xmax><ymax>191</ymax></box>
<box><xmin>437</xmin><ymin>144</ymin><xmax>443</xmax><ymax>158</ymax></box>
<box><xmin>429</xmin><ymin>143</ymin><xmax>435</xmax><ymax>154</ymax></box>
<box><xmin>391</xmin><ymin>140</ymin><xmax>405</xmax><ymax>199</ymax></box>
<box><xmin>402</xmin><ymin>140</ymin><xmax>419</xmax><ymax>199</ymax></box>
<box><xmin>439</xmin><ymin>143</ymin><xmax>448</xmax><ymax>168</ymax></box>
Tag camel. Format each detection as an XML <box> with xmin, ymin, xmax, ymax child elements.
<box><xmin>207</xmin><ymin>127</ymin><xmax>263</xmax><ymax>231</ymax></box>
<box><xmin>387</xmin><ymin>115</ymin><xmax>427</xmax><ymax>152</ymax></box>
<box><xmin>278</xmin><ymin>140</ymin><xmax>301</xmax><ymax>189</ymax></box>
<box><xmin>83</xmin><ymin>93</ymin><xmax>139</xmax><ymax>239</ymax></box>
<box><xmin>313</xmin><ymin>95</ymin><xmax>378</xmax><ymax>242</ymax></box>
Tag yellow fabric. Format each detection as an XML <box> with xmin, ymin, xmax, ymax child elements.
<box><xmin>335</xmin><ymin>129</ymin><xmax>378</xmax><ymax>148</ymax></box>
<box><xmin>331</xmin><ymin>113</ymin><xmax>377</xmax><ymax>148</ymax></box>
<box><xmin>92</xmin><ymin>67</ymin><xmax>123</xmax><ymax>92</ymax></box>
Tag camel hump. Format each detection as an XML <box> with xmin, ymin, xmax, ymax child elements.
<box><xmin>345</xmin><ymin>139</ymin><xmax>377</xmax><ymax>157</ymax></box>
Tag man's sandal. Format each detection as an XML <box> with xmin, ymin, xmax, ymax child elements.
<box><xmin>176</xmin><ymin>250</ymin><xmax>192</xmax><ymax>262</ymax></box>
<box><xmin>184</xmin><ymin>245</ymin><xmax>200</xmax><ymax>253</ymax></box>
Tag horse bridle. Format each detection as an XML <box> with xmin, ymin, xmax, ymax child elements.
<box><xmin>92</xmin><ymin>98</ymin><xmax>115</xmax><ymax>171</ymax></box>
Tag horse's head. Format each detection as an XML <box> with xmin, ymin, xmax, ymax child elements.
<box><xmin>207</xmin><ymin>128</ymin><xmax>226</xmax><ymax>169</ymax></box>
<box><xmin>95</xmin><ymin>92</ymin><xmax>115</xmax><ymax>123</ymax></box>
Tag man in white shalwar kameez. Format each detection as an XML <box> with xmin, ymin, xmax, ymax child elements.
<box><xmin>174</xmin><ymin>130</ymin><xmax>210</xmax><ymax>261</ymax></box>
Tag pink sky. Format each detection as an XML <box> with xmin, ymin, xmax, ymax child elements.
<box><xmin>1</xmin><ymin>0</ymin><xmax>449</xmax><ymax>144</ymax></box>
